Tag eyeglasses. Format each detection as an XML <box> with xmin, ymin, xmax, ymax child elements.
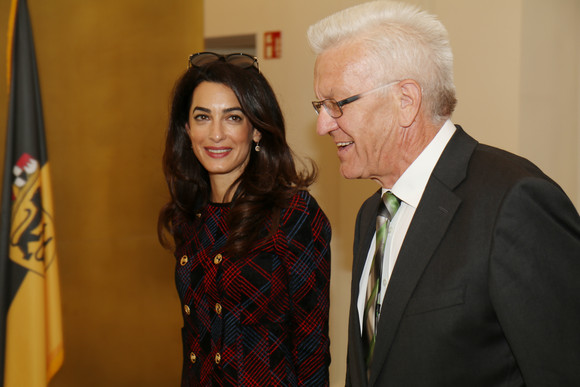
<box><xmin>312</xmin><ymin>80</ymin><xmax>400</xmax><ymax>118</ymax></box>
<box><xmin>188</xmin><ymin>52</ymin><xmax>259</xmax><ymax>71</ymax></box>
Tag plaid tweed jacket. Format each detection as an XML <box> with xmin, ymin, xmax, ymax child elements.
<box><xmin>174</xmin><ymin>190</ymin><xmax>331</xmax><ymax>386</ymax></box>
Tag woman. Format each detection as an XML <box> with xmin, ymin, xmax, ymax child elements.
<box><xmin>158</xmin><ymin>52</ymin><xmax>331</xmax><ymax>386</ymax></box>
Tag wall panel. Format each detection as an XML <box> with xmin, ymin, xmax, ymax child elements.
<box><xmin>1</xmin><ymin>0</ymin><xmax>204</xmax><ymax>385</ymax></box>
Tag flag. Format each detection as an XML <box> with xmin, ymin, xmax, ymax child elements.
<box><xmin>0</xmin><ymin>0</ymin><xmax>64</xmax><ymax>385</ymax></box>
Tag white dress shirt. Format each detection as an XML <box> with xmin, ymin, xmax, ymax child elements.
<box><xmin>358</xmin><ymin>120</ymin><xmax>457</xmax><ymax>333</ymax></box>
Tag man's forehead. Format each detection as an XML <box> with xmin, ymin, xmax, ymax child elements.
<box><xmin>314</xmin><ymin>44</ymin><xmax>381</xmax><ymax>93</ymax></box>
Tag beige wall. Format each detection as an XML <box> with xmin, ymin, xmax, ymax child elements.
<box><xmin>205</xmin><ymin>0</ymin><xmax>580</xmax><ymax>385</ymax></box>
<box><xmin>0</xmin><ymin>0</ymin><xmax>204</xmax><ymax>385</ymax></box>
<box><xmin>519</xmin><ymin>0</ymin><xmax>579</xmax><ymax>201</ymax></box>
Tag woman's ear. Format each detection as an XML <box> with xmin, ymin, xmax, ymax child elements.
<box><xmin>397</xmin><ymin>79</ymin><xmax>422</xmax><ymax>128</ymax></box>
<box><xmin>252</xmin><ymin>129</ymin><xmax>262</xmax><ymax>143</ymax></box>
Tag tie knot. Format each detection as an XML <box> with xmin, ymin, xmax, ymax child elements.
<box><xmin>381</xmin><ymin>192</ymin><xmax>400</xmax><ymax>219</ymax></box>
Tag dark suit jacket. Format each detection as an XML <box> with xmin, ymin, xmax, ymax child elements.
<box><xmin>346</xmin><ymin>126</ymin><xmax>580</xmax><ymax>387</ymax></box>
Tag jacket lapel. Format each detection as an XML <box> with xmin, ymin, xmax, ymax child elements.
<box><xmin>353</xmin><ymin>190</ymin><xmax>382</xmax><ymax>290</ymax></box>
<box><xmin>368</xmin><ymin>126</ymin><xmax>477</xmax><ymax>385</ymax></box>
<box><xmin>348</xmin><ymin>190</ymin><xmax>381</xmax><ymax>386</ymax></box>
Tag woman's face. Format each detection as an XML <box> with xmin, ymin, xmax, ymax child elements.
<box><xmin>186</xmin><ymin>82</ymin><xmax>261</xmax><ymax>199</ymax></box>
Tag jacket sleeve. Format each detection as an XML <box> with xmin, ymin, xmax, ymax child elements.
<box><xmin>279</xmin><ymin>192</ymin><xmax>331</xmax><ymax>386</ymax></box>
<box><xmin>489</xmin><ymin>177</ymin><xmax>580</xmax><ymax>385</ymax></box>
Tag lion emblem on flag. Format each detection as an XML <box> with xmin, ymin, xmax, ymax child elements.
<box><xmin>9</xmin><ymin>152</ymin><xmax>57</xmax><ymax>275</ymax></box>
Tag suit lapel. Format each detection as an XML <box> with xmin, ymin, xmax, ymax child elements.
<box><xmin>353</xmin><ymin>190</ymin><xmax>382</xmax><ymax>288</ymax></box>
<box><xmin>368</xmin><ymin>126</ymin><xmax>477</xmax><ymax>385</ymax></box>
<box><xmin>348</xmin><ymin>190</ymin><xmax>381</xmax><ymax>386</ymax></box>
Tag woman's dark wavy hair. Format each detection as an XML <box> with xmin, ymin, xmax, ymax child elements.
<box><xmin>158</xmin><ymin>60</ymin><xmax>316</xmax><ymax>257</ymax></box>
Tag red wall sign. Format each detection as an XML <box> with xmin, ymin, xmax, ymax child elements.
<box><xmin>264</xmin><ymin>31</ymin><xmax>281</xmax><ymax>59</ymax></box>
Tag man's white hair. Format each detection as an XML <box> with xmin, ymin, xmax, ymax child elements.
<box><xmin>308</xmin><ymin>1</ymin><xmax>457</xmax><ymax>121</ymax></box>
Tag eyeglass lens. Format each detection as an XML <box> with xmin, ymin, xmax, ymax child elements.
<box><xmin>312</xmin><ymin>100</ymin><xmax>343</xmax><ymax>118</ymax></box>
<box><xmin>321</xmin><ymin>101</ymin><xmax>342</xmax><ymax>118</ymax></box>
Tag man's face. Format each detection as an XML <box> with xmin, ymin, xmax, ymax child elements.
<box><xmin>313</xmin><ymin>41</ymin><xmax>403</xmax><ymax>185</ymax></box>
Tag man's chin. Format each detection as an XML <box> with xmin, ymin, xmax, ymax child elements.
<box><xmin>339</xmin><ymin>166</ymin><xmax>363</xmax><ymax>180</ymax></box>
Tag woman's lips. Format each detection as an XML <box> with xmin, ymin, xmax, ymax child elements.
<box><xmin>205</xmin><ymin>147</ymin><xmax>232</xmax><ymax>158</ymax></box>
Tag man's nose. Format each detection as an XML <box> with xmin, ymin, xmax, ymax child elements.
<box><xmin>316</xmin><ymin>108</ymin><xmax>338</xmax><ymax>136</ymax></box>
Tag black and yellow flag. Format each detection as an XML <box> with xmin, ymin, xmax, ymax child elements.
<box><xmin>0</xmin><ymin>0</ymin><xmax>64</xmax><ymax>385</ymax></box>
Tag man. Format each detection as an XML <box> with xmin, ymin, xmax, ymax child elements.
<box><xmin>308</xmin><ymin>1</ymin><xmax>580</xmax><ymax>386</ymax></box>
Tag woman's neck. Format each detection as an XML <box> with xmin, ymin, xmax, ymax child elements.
<box><xmin>210</xmin><ymin>179</ymin><xmax>239</xmax><ymax>203</ymax></box>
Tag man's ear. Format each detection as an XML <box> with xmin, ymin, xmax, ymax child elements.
<box><xmin>397</xmin><ymin>79</ymin><xmax>422</xmax><ymax>128</ymax></box>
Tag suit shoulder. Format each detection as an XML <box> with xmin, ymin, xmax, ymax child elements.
<box><xmin>471</xmin><ymin>144</ymin><xmax>558</xmax><ymax>186</ymax></box>
<box><xmin>458</xmin><ymin>144</ymin><xmax>574</xmax><ymax>211</ymax></box>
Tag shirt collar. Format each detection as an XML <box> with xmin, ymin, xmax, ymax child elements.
<box><xmin>384</xmin><ymin>119</ymin><xmax>456</xmax><ymax>208</ymax></box>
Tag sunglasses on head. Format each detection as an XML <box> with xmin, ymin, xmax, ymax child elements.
<box><xmin>187</xmin><ymin>52</ymin><xmax>259</xmax><ymax>71</ymax></box>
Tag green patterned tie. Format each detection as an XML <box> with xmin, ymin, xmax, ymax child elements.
<box><xmin>363</xmin><ymin>192</ymin><xmax>400</xmax><ymax>376</ymax></box>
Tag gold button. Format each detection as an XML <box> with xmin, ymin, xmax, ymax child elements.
<box><xmin>215</xmin><ymin>352</ymin><xmax>221</xmax><ymax>364</ymax></box>
<box><xmin>196</xmin><ymin>213</ymin><xmax>201</xmax><ymax>218</ymax></box>
<box><xmin>190</xmin><ymin>352</ymin><xmax>196</xmax><ymax>363</ymax></box>
<box><xmin>184</xmin><ymin>305</ymin><xmax>190</xmax><ymax>315</ymax></box>
<box><xmin>214</xmin><ymin>254</ymin><xmax>223</xmax><ymax>265</ymax></box>
<box><xmin>180</xmin><ymin>255</ymin><xmax>188</xmax><ymax>266</ymax></box>
<box><xmin>215</xmin><ymin>303</ymin><xmax>222</xmax><ymax>315</ymax></box>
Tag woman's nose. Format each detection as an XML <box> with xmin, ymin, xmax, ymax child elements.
<box><xmin>209</xmin><ymin>122</ymin><xmax>225</xmax><ymax>141</ymax></box>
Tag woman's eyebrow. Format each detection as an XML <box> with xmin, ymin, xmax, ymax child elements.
<box><xmin>192</xmin><ymin>106</ymin><xmax>243</xmax><ymax>113</ymax></box>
